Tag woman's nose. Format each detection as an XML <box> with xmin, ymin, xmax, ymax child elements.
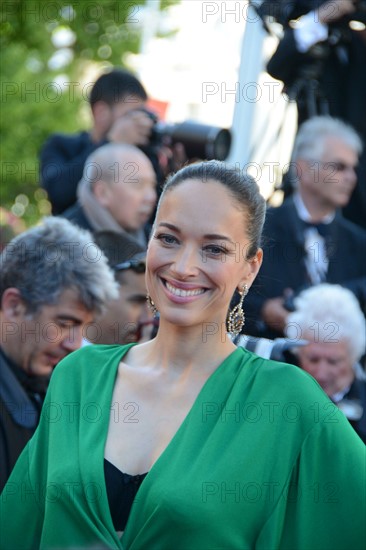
<box><xmin>171</xmin><ymin>246</ymin><xmax>200</xmax><ymax>277</ymax></box>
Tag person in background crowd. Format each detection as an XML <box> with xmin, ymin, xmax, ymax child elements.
<box><xmin>266</xmin><ymin>0</ymin><xmax>366</xmax><ymax>228</ymax></box>
<box><xmin>0</xmin><ymin>217</ymin><xmax>118</xmax><ymax>491</ymax></box>
<box><xmin>1</xmin><ymin>161</ymin><xmax>364</xmax><ymax>549</ymax></box>
<box><xmin>89</xmin><ymin>230</ymin><xmax>156</xmax><ymax>345</ymax></box>
<box><xmin>61</xmin><ymin>143</ymin><xmax>157</xmax><ymax>248</ymax></box>
<box><xmin>40</xmin><ymin>68</ymin><xmax>157</xmax><ymax>215</ymax></box>
<box><xmin>285</xmin><ymin>283</ymin><xmax>366</xmax><ymax>442</ymax></box>
<box><xmin>245</xmin><ymin>115</ymin><xmax>366</xmax><ymax>340</ymax></box>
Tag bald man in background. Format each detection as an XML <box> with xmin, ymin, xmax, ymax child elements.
<box><xmin>62</xmin><ymin>143</ymin><xmax>157</xmax><ymax>247</ymax></box>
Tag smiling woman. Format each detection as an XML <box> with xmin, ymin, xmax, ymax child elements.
<box><xmin>145</xmin><ymin>168</ymin><xmax>263</xmax><ymax>332</ymax></box>
<box><xmin>1</xmin><ymin>162</ymin><xmax>365</xmax><ymax>549</ymax></box>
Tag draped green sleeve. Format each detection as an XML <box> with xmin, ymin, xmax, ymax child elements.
<box><xmin>256</xmin><ymin>412</ymin><xmax>366</xmax><ymax>549</ymax></box>
<box><xmin>0</xmin><ymin>344</ymin><xmax>131</xmax><ymax>550</ymax></box>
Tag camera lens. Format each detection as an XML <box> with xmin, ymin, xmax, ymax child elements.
<box><xmin>149</xmin><ymin>116</ymin><xmax>232</xmax><ymax>161</ymax></box>
<box><xmin>211</xmin><ymin>128</ymin><xmax>232</xmax><ymax>161</ymax></box>
<box><xmin>168</xmin><ymin>121</ymin><xmax>232</xmax><ymax>160</ymax></box>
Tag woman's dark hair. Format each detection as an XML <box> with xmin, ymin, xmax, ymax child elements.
<box><xmin>158</xmin><ymin>161</ymin><xmax>266</xmax><ymax>258</ymax></box>
<box><xmin>89</xmin><ymin>69</ymin><xmax>148</xmax><ymax>107</ymax></box>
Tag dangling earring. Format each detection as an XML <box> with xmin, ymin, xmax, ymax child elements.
<box><xmin>146</xmin><ymin>294</ymin><xmax>159</xmax><ymax>317</ymax></box>
<box><xmin>227</xmin><ymin>284</ymin><xmax>248</xmax><ymax>336</ymax></box>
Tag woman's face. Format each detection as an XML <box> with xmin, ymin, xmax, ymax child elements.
<box><xmin>146</xmin><ymin>178</ymin><xmax>262</xmax><ymax>330</ymax></box>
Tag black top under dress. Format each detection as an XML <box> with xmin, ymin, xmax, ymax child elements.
<box><xmin>104</xmin><ymin>459</ymin><xmax>148</xmax><ymax>531</ymax></box>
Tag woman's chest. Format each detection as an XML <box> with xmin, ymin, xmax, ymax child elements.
<box><xmin>104</xmin><ymin>369</ymin><xmax>208</xmax><ymax>474</ymax></box>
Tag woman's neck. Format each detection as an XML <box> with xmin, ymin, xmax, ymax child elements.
<box><xmin>131</xmin><ymin>321</ymin><xmax>237</xmax><ymax>379</ymax></box>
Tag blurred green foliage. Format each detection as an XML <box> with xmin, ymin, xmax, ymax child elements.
<box><xmin>0</xmin><ymin>0</ymin><xmax>178</xmax><ymax>227</ymax></box>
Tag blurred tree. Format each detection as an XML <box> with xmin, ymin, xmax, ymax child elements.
<box><xmin>0</xmin><ymin>0</ymin><xmax>178</xmax><ymax>227</ymax></box>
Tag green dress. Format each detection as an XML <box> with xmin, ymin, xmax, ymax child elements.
<box><xmin>0</xmin><ymin>344</ymin><xmax>365</xmax><ymax>549</ymax></box>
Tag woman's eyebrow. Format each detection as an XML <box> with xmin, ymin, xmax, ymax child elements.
<box><xmin>158</xmin><ymin>223</ymin><xmax>235</xmax><ymax>244</ymax></box>
<box><xmin>157</xmin><ymin>222</ymin><xmax>180</xmax><ymax>232</ymax></box>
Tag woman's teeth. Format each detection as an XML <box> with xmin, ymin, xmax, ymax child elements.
<box><xmin>166</xmin><ymin>281</ymin><xmax>205</xmax><ymax>297</ymax></box>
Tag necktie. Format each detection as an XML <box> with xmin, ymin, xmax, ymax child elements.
<box><xmin>301</xmin><ymin>221</ymin><xmax>329</xmax><ymax>284</ymax></box>
<box><xmin>302</xmin><ymin>220</ymin><xmax>330</xmax><ymax>238</ymax></box>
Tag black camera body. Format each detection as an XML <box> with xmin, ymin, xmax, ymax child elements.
<box><xmin>253</xmin><ymin>0</ymin><xmax>366</xmax><ymax>27</ymax></box>
<box><xmin>142</xmin><ymin>110</ymin><xmax>232</xmax><ymax>161</ymax></box>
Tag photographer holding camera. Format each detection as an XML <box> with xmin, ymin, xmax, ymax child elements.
<box><xmin>40</xmin><ymin>68</ymin><xmax>231</xmax><ymax>216</ymax></box>
<box><xmin>40</xmin><ymin>69</ymin><xmax>162</xmax><ymax>215</ymax></box>
<box><xmin>266</xmin><ymin>0</ymin><xmax>366</xmax><ymax>228</ymax></box>
<box><xmin>267</xmin><ymin>0</ymin><xmax>365</xmax><ymax>121</ymax></box>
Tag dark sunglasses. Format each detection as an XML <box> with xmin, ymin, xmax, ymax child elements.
<box><xmin>113</xmin><ymin>257</ymin><xmax>146</xmax><ymax>274</ymax></box>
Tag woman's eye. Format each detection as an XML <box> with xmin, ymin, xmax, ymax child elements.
<box><xmin>155</xmin><ymin>233</ymin><xmax>178</xmax><ymax>245</ymax></box>
<box><xmin>204</xmin><ymin>245</ymin><xmax>227</xmax><ymax>256</ymax></box>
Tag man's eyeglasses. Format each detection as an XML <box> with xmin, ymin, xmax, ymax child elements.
<box><xmin>325</xmin><ymin>161</ymin><xmax>357</xmax><ymax>172</ymax></box>
<box><xmin>113</xmin><ymin>256</ymin><xmax>146</xmax><ymax>274</ymax></box>
<box><xmin>309</xmin><ymin>160</ymin><xmax>357</xmax><ymax>173</ymax></box>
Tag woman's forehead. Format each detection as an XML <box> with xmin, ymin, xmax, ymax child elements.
<box><xmin>156</xmin><ymin>180</ymin><xmax>248</xmax><ymax>240</ymax></box>
<box><xmin>160</xmin><ymin>178</ymin><xmax>241</xmax><ymax>212</ymax></box>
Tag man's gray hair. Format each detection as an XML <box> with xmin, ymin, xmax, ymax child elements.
<box><xmin>0</xmin><ymin>217</ymin><xmax>119</xmax><ymax>315</ymax></box>
<box><xmin>285</xmin><ymin>283</ymin><xmax>366</xmax><ymax>364</ymax></box>
<box><xmin>292</xmin><ymin>116</ymin><xmax>363</xmax><ymax>163</ymax></box>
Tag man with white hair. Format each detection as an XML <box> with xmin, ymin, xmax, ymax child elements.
<box><xmin>285</xmin><ymin>283</ymin><xmax>366</xmax><ymax>442</ymax></box>
<box><xmin>245</xmin><ymin>115</ymin><xmax>366</xmax><ymax>340</ymax></box>
<box><xmin>62</xmin><ymin>143</ymin><xmax>157</xmax><ymax>247</ymax></box>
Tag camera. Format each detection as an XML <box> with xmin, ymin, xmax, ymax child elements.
<box><xmin>252</xmin><ymin>0</ymin><xmax>366</xmax><ymax>27</ymax></box>
<box><xmin>142</xmin><ymin>110</ymin><xmax>232</xmax><ymax>161</ymax></box>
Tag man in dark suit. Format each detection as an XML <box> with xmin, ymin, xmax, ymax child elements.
<box><xmin>266</xmin><ymin>0</ymin><xmax>366</xmax><ymax>228</ymax></box>
<box><xmin>244</xmin><ymin>115</ymin><xmax>366</xmax><ymax>339</ymax></box>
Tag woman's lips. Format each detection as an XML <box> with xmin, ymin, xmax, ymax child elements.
<box><xmin>161</xmin><ymin>278</ymin><xmax>207</xmax><ymax>303</ymax></box>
